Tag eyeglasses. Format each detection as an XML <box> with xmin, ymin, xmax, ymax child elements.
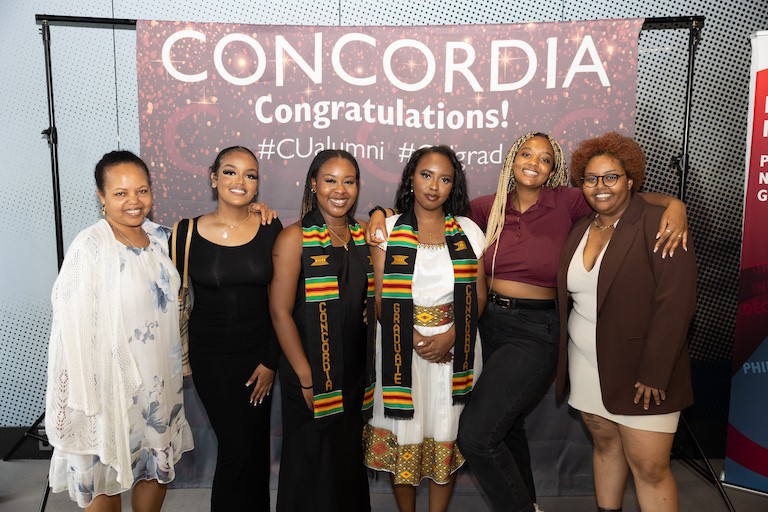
<box><xmin>581</xmin><ymin>173</ymin><xmax>626</xmax><ymax>188</ymax></box>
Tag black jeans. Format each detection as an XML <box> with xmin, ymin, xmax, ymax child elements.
<box><xmin>458</xmin><ymin>300</ymin><xmax>559</xmax><ymax>512</ymax></box>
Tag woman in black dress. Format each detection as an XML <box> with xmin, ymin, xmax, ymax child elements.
<box><xmin>172</xmin><ymin>146</ymin><xmax>282</xmax><ymax>511</ymax></box>
<box><xmin>270</xmin><ymin>150</ymin><xmax>374</xmax><ymax>512</ymax></box>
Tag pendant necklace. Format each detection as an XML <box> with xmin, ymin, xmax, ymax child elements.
<box><xmin>216</xmin><ymin>210</ymin><xmax>251</xmax><ymax>239</ymax></box>
<box><xmin>327</xmin><ymin>225</ymin><xmax>350</xmax><ymax>251</ymax></box>
<box><xmin>109</xmin><ymin>221</ymin><xmax>147</xmax><ymax>248</ymax></box>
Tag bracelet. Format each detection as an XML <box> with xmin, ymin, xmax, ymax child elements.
<box><xmin>368</xmin><ymin>205</ymin><xmax>387</xmax><ymax>217</ymax></box>
<box><xmin>300</xmin><ymin>383</ymin><xmax>313</xmax><ymax>390</ymax></box>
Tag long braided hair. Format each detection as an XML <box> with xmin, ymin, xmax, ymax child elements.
<box><xmin>484</xmin><ymin>132</ymin><xmax>568</xmax><ymax>251</ymax></box>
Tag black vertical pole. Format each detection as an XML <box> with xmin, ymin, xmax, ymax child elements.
<box><xmin>41</xmin><ymin>20</ymin><xmax>65</xmax><ymax>270</ymax></box>
<box><xmin>676</xmin><ymin>20</ymin><xmax>703</xmax><ymax>203</ymax></box>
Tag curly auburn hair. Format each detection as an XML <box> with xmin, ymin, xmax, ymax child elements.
<box><xmin>570</xmin><ymin>132</ymin><xmax>646</xmax><ymax>192</ymax></box>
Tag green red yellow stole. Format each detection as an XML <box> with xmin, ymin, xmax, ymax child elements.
<box><xmin>301</xmin><ymin>208</ymin><xmax>375</xmax><ymax>420</ymax></box>
<box><xmin>379</xmin><ymin>209</ymin><xmax>479</xmax><ymax>419</ymax></box>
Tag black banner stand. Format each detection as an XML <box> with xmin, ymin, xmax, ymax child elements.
<box><xmin>9</xmin><ymin>13</ymin><xmax>730</xmax><ymax>512</ymax></box>
<box><xmin>642</xmin><ymin>16</ymin><xmax>737</xmax><ymax>512</ymax></box>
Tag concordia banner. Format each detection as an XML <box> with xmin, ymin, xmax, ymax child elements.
<box><xmin>136</xmin><ymin>19</ymin><xmax>643</xmax><ymax>226</ymax></box>
<box><xmin>725</xmin><ymin>30</ymin><xmax>768</xmax><ymax>493</ymax></box>
<box><xmin>136</xmin><ymin>18</ymin><xmax>643</xmax><ymax>489</ymax></box>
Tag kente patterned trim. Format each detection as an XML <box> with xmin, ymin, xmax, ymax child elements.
<box><xmin>362</xmin><ymin>425</ymin><xmax>465</xmax><ymax>485</ymax></box>
<box><xmin>413</xmin><ymin>303</ymin><xmax>454</xmax><ymax>327</ymax></box>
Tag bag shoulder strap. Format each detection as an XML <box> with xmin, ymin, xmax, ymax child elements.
<box><xmin>181</xmin><ymin>218</ymin><xmax>194</xmax><ymax>288</ymax></box>
<box><xmin>171</xmin><ymin>218</ymin><xmax>194</xmax><ymax>289</ymax></box>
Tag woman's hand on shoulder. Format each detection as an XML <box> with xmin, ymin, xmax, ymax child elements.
<box><xmin>248</xmin><ymin>202</ymin><xmax>279</xmax><ymax>224</ymax></box>
<box><xmin>653</xmin><ymin>198</ymin><xmax>688</xmax><ymax>258</ymax></box>
<box><xmin>366</xmin><ymin>209</ymin><xmax>389</xmax><ymax>246</ymax></box>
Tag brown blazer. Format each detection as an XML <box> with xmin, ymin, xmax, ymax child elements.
<box><xmin>556</xmin><ymin>194</ymin><xmax>696</xmax><ymax>415</ymax></box>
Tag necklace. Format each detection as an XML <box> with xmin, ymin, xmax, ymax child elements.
<box><xmin>109</xmin><ymin>221</ymin><xmax>147</xmax><ymax>248</ymax></box>
<box><xmin>418</xmin><ymin>229</ymin><xmax>445</xmax><ymax>247</ymax></box>
<box><xmin>216</xmin><ymin>210</ymin><xmax>251</xmax><ymax>239</ymax></box>
<box><xmin>327</xmin><ymin>225</ymin><xmax>350</xmax><ymax>251</ymax></box>
<box><xmin>593</xmin><ymin>214</ymin><xmax>617</xmax><ymax>231</ymax></box>
<box><xmin>326</xmin><ymin>221</ymin><xmax>348</xmax><ymax>228</ymax></box>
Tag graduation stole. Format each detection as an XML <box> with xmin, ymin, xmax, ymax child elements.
<box><xmin>379</xmin><ymin>209</ymin><xmax>479</xmax><ymax>419</ymax></box>
<box><xmin>301</xmin><ymin>208</ymin><xmax>376</xmax><ymax>420</ymax></box>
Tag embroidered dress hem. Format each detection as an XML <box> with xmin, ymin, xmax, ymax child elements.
<box><xmin>49</xmin><ymin>423</ymin><xmax>194</xmax><ymax>508</ymax></box>
<box><xmin>362</xmin><ymin>425</ymin><xmax>464</xmax><ymax>485</ymax></box>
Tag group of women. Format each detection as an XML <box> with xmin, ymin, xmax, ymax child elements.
<box><xmin>45</xmin><ymin>129</ymin><xmax>696</xmax><ymax>512</ymax></box>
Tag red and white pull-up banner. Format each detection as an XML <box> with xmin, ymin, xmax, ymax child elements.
<box><xmin>136</xmin><ymin>19</ymin><xmax>643</xmax><ymax>225</ymax></box>
<box><xmin>725</xmin><ymin>29</ymin><xmax>768</xmax><ymax>494</ymax></box>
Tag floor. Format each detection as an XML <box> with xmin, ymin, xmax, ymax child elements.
<box><xmin>1</xmin><ymin>458</ymin><xmax>766</xmax><ymax>511</ymax></box>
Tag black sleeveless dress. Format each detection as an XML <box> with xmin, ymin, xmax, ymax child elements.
<box><xmin>186</xmin><ymin>217</ymin><xmax>282</xmax><ymax>511</ymax></box>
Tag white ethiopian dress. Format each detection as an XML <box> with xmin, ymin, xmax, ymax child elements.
<box><xmin>363</xmin><ymin>215</ymin><xmax>484</xmax><ymax>485</ymax></box>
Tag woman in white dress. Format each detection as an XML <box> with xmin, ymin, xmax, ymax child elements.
<box><xmin>363</xmin><ymin>146</ymin><xmax>487</xmax><ymax>512</ymax></box>
<box><xmin>46</xmin><ymin>150</ymin><xmax>194</xmax><ymax>511</ymax></box>
<box><xmin>556</xmin><ymin>133</ymin><xmax>697</xmax><ymax>512</ymax></box>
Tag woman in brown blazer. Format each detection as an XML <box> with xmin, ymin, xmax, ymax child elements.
<box><xmin>556</xmin><ymin>132</ymin><xmax>697</xmax><ymax>512</ymax></box>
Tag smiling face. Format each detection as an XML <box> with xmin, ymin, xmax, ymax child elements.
<box><xmin>581</xmin><ymin>154</ymin><xmax>633</xmax><ymax>218</ymax></box>
<box><xmin>97</xmin><ymin>162</ymin><xmax>153</xmax><ymax>231</ymax></box>
<box><xmin>211</xmin><ymin>149</ymin><xmax>259</xmax><ymax>206</ymax></box>
<box><xmin>512</xmin><ymin>135</ymin><xmax>554</xmax><ymax>191</ymax></box>
<box><xmin>311</xmin><ymin>157</ymin><xmax>359</xmax><ymax>222</ymax></box>
<box><xmin>412</xmin><ymin>152</ymin><xmax>454</xmax><ymax>214</ymax></box>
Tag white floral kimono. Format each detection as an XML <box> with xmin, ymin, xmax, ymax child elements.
<box><xmin>45</xmin><ymin>219</ymin><xmax>193</xmax><ymax>507</ymax></box>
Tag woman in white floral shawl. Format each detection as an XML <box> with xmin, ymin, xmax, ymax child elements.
<box><xmin>45</xmin><ymin>150</ymin><xmax>194</xmax><ymax>511</ymax></box>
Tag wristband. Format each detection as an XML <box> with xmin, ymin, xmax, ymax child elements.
<box><xmin>300</xmin><ymin>383</ymin><xmax>313</xmax><ymax>390</ymax></box>
<box><xmin>368</xmin><ymin>205</ymin><xmax>387</xmax><ymax>217</ymax></box>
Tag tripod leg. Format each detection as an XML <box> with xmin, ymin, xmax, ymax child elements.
<box><xmin>2</xmin><ymin>412</ymin><xmax>46</xmax><ymax>461</ymax></box>
<box><xmin>39</xmin><ymin>475</ymin><xmax>51</xmax><ymax>512</ymax></box>
<box><xmin>678</xmin><ymin>415</ymin><xmax>736</xmax><ymax>512</ymax></box>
